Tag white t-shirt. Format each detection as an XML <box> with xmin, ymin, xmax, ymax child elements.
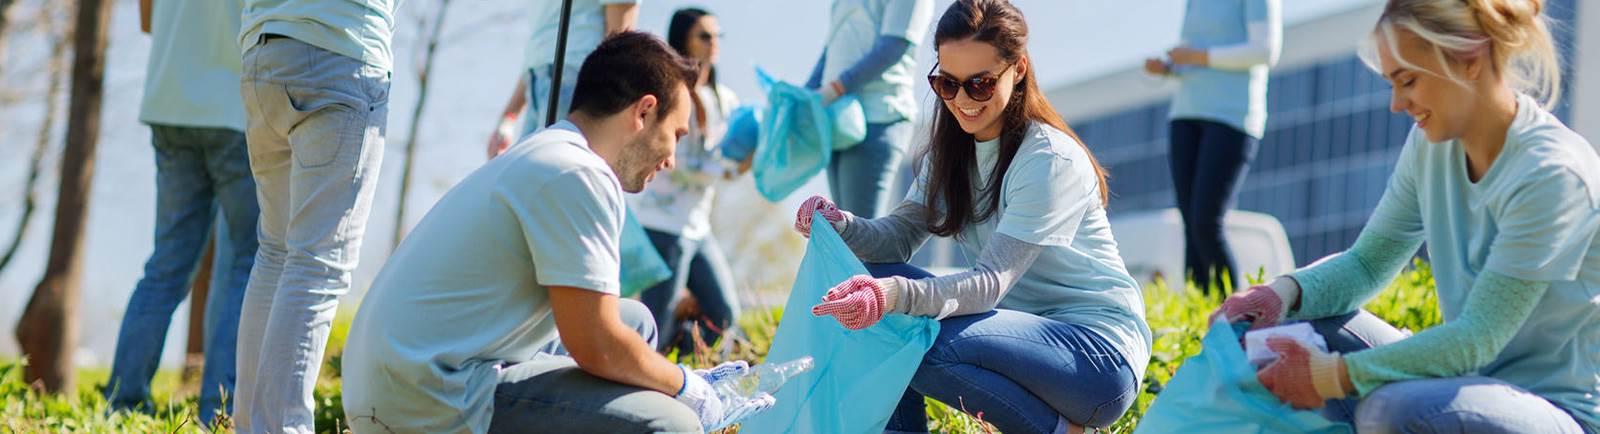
<box><xmin>628</xmin><ymin>84</ymin><xmax>739</xmax><ymax>239</ymax></box>
<box><xmin>341</xmin><ymin>121</ymin><xmax>624</xmax><ymax>434</ymax></box>
<box><xmin>142</xmin><ymin>0</ymin><xmax>246</xmax><ymax>130</ymax></box>
<box><xmin>523</xmin><ymin>0</ymin><xmax>641</xmax><ymax>71</ymax></box>
<box><xmin>907</xmin><ymin>121</ymin><xmax>1152</xmax><ymax>379</ymax></box>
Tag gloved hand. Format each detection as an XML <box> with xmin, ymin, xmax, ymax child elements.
<box><xmin>1210</xmin><ymin>278</ymin><xmax>1299</xmax><ymax>330</ymax></box>
<box><xmin>794</xmin><ymin>195</ymin><xmax>847</xmax><ymax>238</ymax></box>
<box><xmin>1255</xmin><ymin>337</ymin><xmax>1349</xmax><ymax>409</ymax></box>
<box><xmin>676</xmin><ymin>365</ymin><xmax>777</xmax><ymax>431</ymax></box>
<box><xmin>810</xmin><ymin>275</ymin><xmax>896</xmax><ymax>330</ymax></box>
<box><xmin>694</xmin><ymin>360</ymin><xmax>749</xmax><ymax>384</ymax></box>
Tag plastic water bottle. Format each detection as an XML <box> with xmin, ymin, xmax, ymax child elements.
<box><xmin>712</xmin><ymin>356</ymin><xmax>815</xmax><ymax>401</ymax></box>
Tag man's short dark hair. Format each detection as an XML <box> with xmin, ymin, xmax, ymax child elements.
<box><xmin>569</xmin><ymin>31</ymin><xmax>700</xmax><ymax>120</ymax></box>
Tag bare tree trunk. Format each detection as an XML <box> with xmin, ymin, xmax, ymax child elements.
<box><xmin>0</xmin><ymin>2</ymin><xmax>70</xmax><ymax>273</ymax></box>
<box><xmin>182</xmin><ymin>238</ymin><xmax>215</xmax><ymax>389</ymax></box>
<box><xmin>16</xmin><ymin>0</ymin><xmax>111</xmax><ymax>393</ymax></box>
<box><xmin>391</xmin><ymin>0</ymin><xmax>451</xmax><ymax>248</ymax></box>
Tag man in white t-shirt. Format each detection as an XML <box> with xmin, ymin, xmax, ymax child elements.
<box><xmin>342</xmin><ymin>32</ymin><xmax>774</xmax><ymax>433</ymax></box>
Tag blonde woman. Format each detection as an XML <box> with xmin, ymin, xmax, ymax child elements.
<box><xmin>1213</xmin><ymin>0</ymin><xmax>1599</xmax><ymax>432</ymax></box>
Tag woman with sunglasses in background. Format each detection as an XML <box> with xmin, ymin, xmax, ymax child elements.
<box><xmin>631</xmin><ymin>7</ymin><xmax>746</xmax><ymax>355</ymax></box>
<box><xmin>793</xmin><ymin>1</ymin><xmax>1150</xmax><ymax>432</ymax></box>
<box><xmin>1144</xmin><ymin>0</ymin><xmax>1282</xmax><ymax>293</ymax></box>
<box><xmin>805</xmin><ymin>0</ymin><xmax>935</xmax><ymax>218</ymax></box>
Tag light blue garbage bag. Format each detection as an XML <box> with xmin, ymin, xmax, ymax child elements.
<box><xmin>719</xmin><ymin>106</ymin><xmax>762</xmax><ymax>163</ymax></box>
<box><xmin>752</xmin><ymin>68</ymin><xmax>834</xmax><ymax>202</ymax></box>
<box><xmin>739</xmin><ymin>211</ymin><xmax>940</xmax><ymax>433</ymax></box>
<box><xmin>829</xmin><ymin>95</ymin><xmax>867</xmax><ymax>151</ymax></box>
<box><xmin>1134</xmin><ymin>319</ymin><xmax>1353</xmax><ymax>434</ymax></box>
<box><xmin>618</xmin><ymin>209</ymin><xmax>671</xmax><ymax>298</ymax></box>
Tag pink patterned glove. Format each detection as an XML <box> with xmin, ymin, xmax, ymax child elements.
<box><xmin>1211</xmin><ymin>285</ymin><xmax>1287</xmax><ymax>330</ymax></box>
<box><xmin>810</xmin><ymin>275</ymin><xmax>887</xmax><ymax>330</ymax></box>
<box><xmin>794</xmin><ymin>195</ymin><xmax>846</xmax><ymax>238</ymax></box>
<box><xmin>1256</xmin><ymin>337</ymin><xmax>1348</xmax><ymax>409</ymax></box>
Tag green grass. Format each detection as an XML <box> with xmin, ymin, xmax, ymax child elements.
<box><xmin>2</xmin><ymin>261</ymin><xmax>1441</xmax><ymax>433</ymax></box>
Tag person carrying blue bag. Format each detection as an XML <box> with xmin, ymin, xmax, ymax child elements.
<box><xmin>793</xmin><ymin>1</ymin><xmax>1151</xmax><ymax>432</ymax></box>
<box><xmin>1212</xmin><ymin>1</ymin><xmax>1600</xmax><ymax>432</ymax></box>
<box><xmin>631</xmin><ymin>7</ymin><xmax>749</xmax><ymax>355</ymax></box>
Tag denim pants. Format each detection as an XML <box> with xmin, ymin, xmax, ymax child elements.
<box><xmin>235</xmin><ymin>35</ymin><xmax>389</xmax><ymax>434</ymax></box>
<box><xmin>519</xmin><ymin>64</ymin><xmax>582</xmax><ymax>138</ymax></box>
<box><xmin>870</xmin><ymin>264</ymin><xmax>1141</xmax><ymax>433</ymax></box>
<box><xmin>638</xmin><ymin>229</ymin><xmax>742</xmax><ymax>354</ymax></box>
<box><xmin>104</xmin><ymin>125</ymin><xmax>260</xmax><ymax>425</ymax></box>
<box><xmin>1306</xmin><ymin>311</ymin><xmax>1586</xmax><ymax>433</ymax></box>
<box><xmin>828</xmin><ymin>120</ymin><xmax>911</xmax><ymax>219</ymax></box>
<box><xmin>1168</xmin><ymin>119</ymin><xmax>1258</xmax><ymax>293</ymax></box>
<box><xmin>488</xmin><ymin>299</ymin><xmax>701</xmax><ymax>433</ymax></box>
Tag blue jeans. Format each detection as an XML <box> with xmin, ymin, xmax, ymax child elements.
<box><xmin>237</xmin><ymin>35</ymin><xmax>389</xmax><ymax>434</ymax></box>
<box><xmin>490</xmin><ymin>299</ymin><xmax>700</xmax><ymax>433</ymax></box>
<box><xmin>1307</xmin><ymin>310</ymin><xmax>1586</xmax><ymax>433</ymax></box>
<box><xmin>105</xmin><ymin>125</ymin><xmax>260</xmax><ymax>425</ymax></box>
<box><xmin>519</xmin><ymin>64</ymin><xmax>582</xmax><ymax>138</ymax></box>
<box><xmin>638</xmin><ymin>229</ymin><xmax>741</xmax><ymax>354</ymax></box>
<box><xmin>1168</xmin><ymin>119</ymin><xmax>1258</xmax><ymax>293</ymax></box>
<box><xmin>870</xmin><ymin>264</ymin><xmax>1141</xmax><ymax>433</ymax></box>
<box><xmin>828</xmin><ymin>120</ymin><xmax>910</xmax><ymax>219</ymax></box>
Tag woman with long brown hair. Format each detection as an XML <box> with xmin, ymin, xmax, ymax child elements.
<box><xmin>793</xmin><ymin>1</ymin><xmax>1150</xmax><ymax>432</ymax></box>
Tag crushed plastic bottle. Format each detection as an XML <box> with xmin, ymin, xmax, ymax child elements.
<box><xmin>712</xmin><ymin>356</ymin><xmax>815</xmax><ymax>402</ymax></box>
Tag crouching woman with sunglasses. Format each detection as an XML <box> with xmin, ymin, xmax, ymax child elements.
<box><xmin>791</xmin><ymin>1</ymin><xmax>1151</xmax><ymax>433</ymax></box>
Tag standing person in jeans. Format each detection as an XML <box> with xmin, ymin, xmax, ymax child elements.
<box><xmin>806</xmin><ymin>0</ymin><xmax>934</xmax><ymax>218</ymax></box>
<box><xmin>1145</xmin><ymin>0</ymin><xmax>1281</xmax><ymax>293</ymax></box>
<box><xmin>633</xmin><ymin>7</ymin><xmax>745</xmax><ymax>355</ymax></box>
<box><xmin>487</xmin><ymin>0</ymin><xmax>640</xmax><ymax>159</ymax></box>
<box><xmin>233</xmin><ymin>0</ymin><xmax>394</xmax><ymax>432</ymax></box>
<box><xmin>341</xmin><ymin>32</ymin><xmax>774</xmax><ymax>433</ymax></box>
<box><xmin>1214</xmin><ymin>1</ymin><xmax>1599</xmax><ymax>432</ymax></box>
<box><xmin>104</xmin><ymin>0</ymin><xmax>258</xmax><ymax>426</ymax></box>
<box><xmin>797</xmin><ymin>1</ymin><xmax>1150</xmax><ymax>432</ymax></box>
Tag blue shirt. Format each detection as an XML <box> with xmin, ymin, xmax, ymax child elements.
<box><xmin>140</xmin><ymin>0</ymin><xmax>246</xmax><ymax>131</ymax></box>
<box><xmin>1168</xmin><ymin>0</ymin><xmax>1274</xmax><ymax>138</ymax></box>
<box><xmin>341</xmin><ymin>122</ymin><xmax>625</xmax><ymax>434</ymax></box>
<box><xmin>1364</xmin><ymin>94</ymin><xmax>1600</xmax><ymax>430</ymax></box>
<box><xmin>240</xmin><ymin>0</ymin><xmax>399</xmax><ymax>70</ymax></box>
<box><xmin>908</xmin><ymin>122</ymin><xmax>1153</xmax><ymax>380</ymax></box>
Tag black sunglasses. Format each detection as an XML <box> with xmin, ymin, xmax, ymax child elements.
<box><xmin>927</xmin><ymin>63</ymin><xmax>1012</xmax><ymax>102</ymax></box>
<box><xmin>695</xmin><ymin>31</ymin><xmax>724</xmax><ymax>42</ymax></box>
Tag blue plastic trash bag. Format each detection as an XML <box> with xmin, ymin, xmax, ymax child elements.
<box><xmin>1134</xmin><ymin>319</ymin><xmax>1352</xmax><ymax>434</ymax></box>
<box><xmin>618</xmin><ymin>209</ymin><xmax>671</xmax><ymax>298</ymax></box>
<box><xmin>829</xmin><ymin>96</ymin><xmax>867</xmax><ymax>151</ymax></box>
<box><xmin>752</xmin><ymin>68</ymin><xmax>834</xmax><ymax>202</ymax></box>
<box><xmin>740</xmin><ymin>211</ymin><xmax>940</xmax><ymax>433</ymax></box>
<box><xmin>719</xmin><ymin>106</ymin><xmax>762</xmax><ymax>162</ymax></box>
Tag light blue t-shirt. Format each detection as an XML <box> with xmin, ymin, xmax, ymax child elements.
<box><xmin>140</xmin><ymin>0</ymin><xmax>246</xmax><ymax>131</ymax></box>
<box><xmin>522</xmin><ymin>0</ymin><xmax>641</xmax><ymax>71</ymax></box>
<box><xmin>1168</xmin><ymin>0</ymin><xmax>1272</xmax><ymax>138</ymax></box>
<box><xmin>1363</xmin><ymin>94</ymin><xmax>1600</xmax><ymax>430</ymax></box>
<box><xmin>340</xmin><ymin>121</ymin><xmax>624</xmax><ymax>434</ymax></box>
<box><xmin>822</xmin><ymin>0</ymin><xmax>934</xmax><ymax>124</ymax></box>
<box><xmin>908</xmin><ymin>122</ymin><xmax>1153</xmax><ymax>379</ymax></box>
<box><xmin>240</xmin><ymin>0</ymin><xmax>398</xmax><ymax>70</ymax></box>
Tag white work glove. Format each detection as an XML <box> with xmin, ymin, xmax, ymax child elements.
<box><xmin>676</xmin><ymin>363</ymin><xmax>778</xmax><ymax>431</ymax></box>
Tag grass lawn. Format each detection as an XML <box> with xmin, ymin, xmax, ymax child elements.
<box><xmin>2</xmin><ymin>261</ymin><xmax>1441</xmax><ymax>433</ymax></box>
